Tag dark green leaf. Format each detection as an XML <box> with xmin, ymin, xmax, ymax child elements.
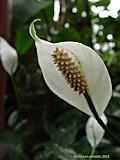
<box><xmin>15</xmin><ymin>27</ymin><xmax>33</xmax><ymax>55</ymax></box>
<box><xmin>0</xmin><ymin>130</ymin><xmax>23</xmax><ymax>160</ymax></box>
<box><xmin>44</xmin><ymin>143</ymin><xmax>76</xmax><ymax>160</ymax></box>
<box><xmin>95</xmin><ymin>0</ymin><xmax>110</xmax><ymax>6</ymax></box>
<box><xmin>46</xmin><ymin>123</ymin><xmax>77</xmax><ymax>146</ymax></box>
<box><xmin>13</xmin><ymin>0</ymin><xmax>52</xmax><ymax>23</ymax></box>
<box><xmin>55</xmin><ymin>28</ymin><xmax>80</xmax><ymax>42</ymax></box>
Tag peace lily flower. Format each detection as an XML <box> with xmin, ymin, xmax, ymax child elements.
<box><xmin>86</xmin><ymin>113</ymin><xmax>108</xmax><ymax>147</ymax></box>
<box><xmin>29</xmin><ymin>19</ymin><xmax>112</xmax><ymax>117</ymax></box>
<box><xmin>0</xmin><ymin>37</ymin><xmax>18</xmax><ymax>75</ymax></box>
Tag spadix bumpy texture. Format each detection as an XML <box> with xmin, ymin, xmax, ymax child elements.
<box><xmin>86</xmin><ymin>114</ymin><xmax>108</xmax><ymax>147</ymax></box>
<box><xmin>29</xmin><ymin>20</ymin><xmax>112</xmax><ymax>117</ymax></box>
<box><xmin>52</xmin><ymin>48</ymin><xmax>87</xmax><ymax>95</ymax></box>
<box><xmin>0</xmin><ymin>37</ymin><xmax>18</xmax><ymax>75</ymax></box>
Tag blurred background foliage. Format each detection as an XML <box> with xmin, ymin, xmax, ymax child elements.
<box><xmin>1</xmin><ymin>0</ymin><xmax>120</xmax><ymax>159</ymax></box>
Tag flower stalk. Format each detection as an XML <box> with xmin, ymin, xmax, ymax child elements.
<box><xmin>84</xmin><ymin>91</ymin><xmax>120</xmax><ymax>146</ymax></box>
<box><xmin>11</xmin><ymin>75</ymin><xmax>21</xmax><ymax>108</ymax></box>
<box><xmin>89</xmin><ymin>146</ymin><xmax>96</xmax><ymax>160</ymax></box>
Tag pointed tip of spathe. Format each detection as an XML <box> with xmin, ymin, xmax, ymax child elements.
<box><xmin>29</xmin><ymin>19</ymin><xmax>41</xmax><ymax>42</ymax></box>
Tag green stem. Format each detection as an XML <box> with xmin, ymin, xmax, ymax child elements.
<box><xmin>84</xmin><ymin>91</ymin><xmax>120</xmax><ymax>146</ymax></box>
<box><xmin>11</xmin><ymin>75</ymin><xmax>21</xmax><ymax>108</ymax></box>
<box><xmin>89</xmin><ymin>134</ymin><xmax>96</xmax><ymax>160</ymax></box>
<box><xmin>89</xmin><ymin>146</ymin><xmax>96</xmax><ymax>160</ymax></box>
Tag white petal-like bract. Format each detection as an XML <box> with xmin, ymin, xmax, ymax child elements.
<box><xmin>29</xmin><ymin>19</ymin><xmax>112</xmax><ymax>117</ymax></box>
<box><xmin>86</xmin><ymin>114</ymin><xmax>108</xmax><ymax>147</ymax></box>
<box><xmin>0</xmin><ymin>37</ymin><xmax>18</xmax><ymax>75</ymax></box>
<box><xmin>35</xmin><ymin>41</ymin><xmax>112</xmax><ymax>116</ymax></box>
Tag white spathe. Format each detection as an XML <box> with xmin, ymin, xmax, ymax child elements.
<box><xmin>29</xmin><ymin>19</ymin><xmax>112</xmax><ymax>117</ymax></box>
<box><xmin>86</xmin><ymin>113</ymin><xmax>108</xmax><ymax>147</ymax></box>
<box><xmin>0</xmin><ymin>37</ymin><xmax>18</xmax><ymax>75</ymax></box>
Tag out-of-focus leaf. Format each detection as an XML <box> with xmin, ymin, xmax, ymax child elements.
<box><xmin>76</xmin><ymin>0</ymin><xmax>84</xmax><ymax>13</ymax></box>
<box><xmin>44</xmin><ymin>143</ymin><xmax>76</xmax><ymax>160</ymax></box>
<box><xmin>8</xmin><ymin>110</ymin><xmax>18</xmax><ymax>127</ymax></box>
<box><xmin>105</xmin><ymin>97</ymin><xmax>120</xmax><ymax>116</ymax></box>
<box><xmin>46</xmin><ymin>123</ymin><xmax>77</xmax><ymax>146</ymax></box>
<box><xmin>38</xmin><ymin>1</ymin><xmax>54</xmax><ymax>23</ymax></box>
<box><xmin>54</xmin><ymin>28</ymin><xmax>80</xmax><ymax>42</ymax></box>
<box><xmin>15</xmin><ymin>27</ymin><xmax>33</xmax><ymax>55</ymax></box>
<box><xmin>94</xmin><ymin>0</ymin><xmax>110</xmax><ymax>6</ymax></box>
<box><xmin>13</xmin><ymin>0</ymin><xmax>52</xmax><ymax>23</ymax></box>
<box><xmin>74</xmin><ymin>137</ymin><xmax>91</xmax><ymax>153</ymax></box>
<box><xmin>0</xmin><ymin>130</ymin><xmax>23</xmax><ymax>160</ymax></box>
<box><xmin>101</xmin><ymin>52</ymin><xmax>116</xmax><ymax>66</ymax></box>
<box><xmin>98</xmin><ymin>142</ymin><xmax>120</xmax><ymax>159</ymax></box>
<box><xmin>98</xmin><ymin>17</ymin><xmax>116</xmax><ymax>31</ymax></box>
